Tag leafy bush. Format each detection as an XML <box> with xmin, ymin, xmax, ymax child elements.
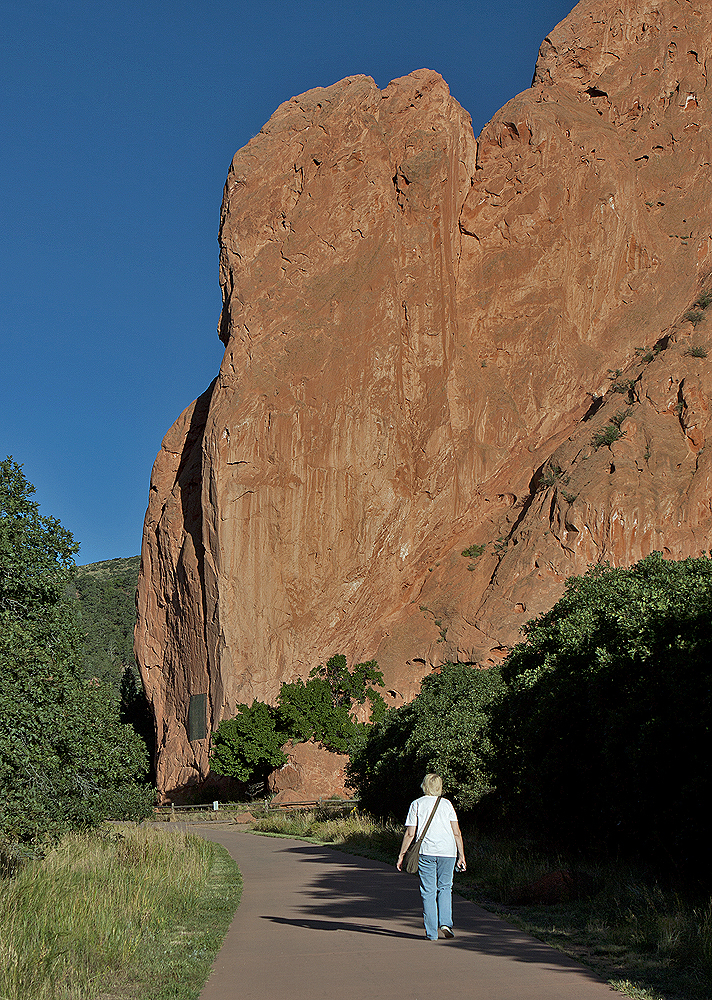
<box><xmin>592</xmin><ymin>423</ymin><xmax>622</xmax><ymax>448</ymax></box>
<box><xmin>347</xmin><ymin>662</ymin><xmax>503</xmax><ymax>820</ymax></box>
<box><xmin>610</xmin><ymin>408</ymin><xmax>631</xmax><ymax>428</ymax></box>
<box><xmin>210</xmin><ymin>656</ymin><xmax>386</xmax><ymax>785</ymax></box>
<box><xmin>591</xmin><ymin>408</ymin><xmax>631</xmax><ymax>449</ymax></box>
<box><xmin>278</xmin><ymin>655</ymin><xmax>385</xmax><ymax>752</ymax></box>
<box><xmin>312</xmin><ymin>654</ymin><xmax>386</xmax><ymax>720</ymax></box>
<box><xmin>537</xmin><ymin>463</ymin><xmax>566</xmax><ymax>492</ymax></box>
<box><xmin>488</xmin><ymin>553</ymin><xmax>712</xmax><ymax>879</ymax></box>
<box><xmin>611</xmin><ymin>378</ymin><xmax>635</xmax><ymax>395</ymax></box>
<box><xmin>462</xmin><ymin>543</ymin><xmax>485</xmax><ymax>560</ymax></box>
<box><xmin>684</xmin><ymin>309</ymin><xmax>705</xmax><ymax>327</ymax></box>
<box><xmin>685</xmin><ymin>345</ymin><xmax>708</xmax><ymax>358</ymax></box>
<box><xmin>685</xmin><ymin>290</ymin><xmax>712</xmax><ymax>327</ymax></box>
<box><xmin>277</xmin><ymin>676</ymin><xmax>354</xmax><ymax>751</ymax></box>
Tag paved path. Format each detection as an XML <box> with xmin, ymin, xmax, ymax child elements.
<box><xmin>195</xmin><ymin>825</ymin><xmax>615</xmax><ymax>1000</ymax></box>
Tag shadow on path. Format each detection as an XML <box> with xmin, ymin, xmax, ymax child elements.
<box><xmin>262</xmin><ymin>914</ymin><xmax>424</xmax><ymax>939</ymax></box>
<box><xmin>271</xmin><ymin>840</ymin><xmax>594</xmax><ymax>967</ymax></box>
<box><xmin>193</xmin><ymin>826</ymin><xmax>616</xmax><ymax>1000</ymax></box>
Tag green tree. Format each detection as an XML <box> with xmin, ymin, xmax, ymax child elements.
<box><xmin>73</xmin><ymin>557</ymin><xmax>141</xmax><ymax>688</ymax></box>
<box><xmin>311</xmin><ymin>654</ymin><xmax>386</xmax><ymax>719</ymax></box>
<box><xmin>0</xmin><ymin>457</ymin><xmax>153</xmax><ymax>854</ymax></box>
<box><xmin>347</xmin><ymin>662</ymin><xmax>503</xmax><ymax>819</ymax></box>
<box><xmin>278</xmin><ymin>655</ymin><xmax>387</xmax><ymax>753</ymax></box>
<box><xmin>72</xmin><ymin>557</ymin><xmax>155</xmax><ymax>771</ymax></box>
<box><xmin>210</xmin><ymin>701</ymin><xmax>288</xmax><ymax>784</ymax></box>
<box><xmin>277</xmin><ymin>675</ymin><xmax>353</xmax><ymax>752</ymax></box>
<box><xmin>119</xmin><ymin>666</ymin><xmax>156</xmax><ymax>782</ymax></box>
<box><xmin>1</xmin><ymin>456</ymin><xmax>79</xmax><ymax>660</ymax></box>
<box><xmin>210</xmin><ymin>655</ymin><xmax>387</xmax><ymax>787</ymax></box>
<box><xmin>489</xmin><ymin>553</ymin><xmax>712</xmax><ymax>876</ymax></box>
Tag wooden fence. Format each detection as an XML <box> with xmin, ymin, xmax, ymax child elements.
<box><xmin>153</xmin><ymin>797</ymin><xmax>358</xmax><ymax>821</ymax></box>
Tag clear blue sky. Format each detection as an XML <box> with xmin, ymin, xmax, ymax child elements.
<box><xmin>1</xmin><ymin>0</ymin><xmax>574</xmax><ymax>565</ymax></box>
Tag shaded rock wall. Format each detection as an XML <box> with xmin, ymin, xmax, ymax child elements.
<box><xmin>136</xmin><ymin>0</ymin><xmax>712</xmax><ymax>797</ymax></box>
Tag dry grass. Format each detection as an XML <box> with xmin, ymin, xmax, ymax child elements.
<box><xmin>254</xmin><ymin>806</ymin><xmax>402</xmax><ymax>862</ymax></box>
<box><xmin>455</xmin><ymin>836</ymin><xmax>712</xmax><ymax>1000</ymax></box>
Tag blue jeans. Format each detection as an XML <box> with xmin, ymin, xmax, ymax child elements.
<box><xmin>418</xmin><ymin>854</ymin><xmax>456</xmax><ymax>939</ymax></box>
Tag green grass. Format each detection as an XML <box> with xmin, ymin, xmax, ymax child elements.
<box><xmin>252</xmin><ymin>811</ymin><xmax>712</xmax><ymax>1000</ymax></box>
<box><xmin>0</xmin><ymin>824</ymin><xmax>242</xmax><ymax>1000</ymax></box>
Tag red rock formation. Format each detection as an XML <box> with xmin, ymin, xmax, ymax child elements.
<box><xmin>268</xmin><ymin>742</ymin><xmax>351</xmax><ymax>806</ymax></box>
<box><xmin>136</xmin><ymin>0</ymin><xmax>712</xmax><ymax>798</ymax></box>
<box><xmin>233</xmin><ymin>811</ymin><xmax>257</xmax><ymax>824</ymax></box>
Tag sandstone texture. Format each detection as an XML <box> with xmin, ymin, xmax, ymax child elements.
<box><xmin>267</xmin><ymin>741</ymin><xmax>351</xmax><ymax>805</ymax></box>
<box><xmin>136</xmin><ymin>0</ymin><xmax>712</xmax><ymax>798</ymax></box>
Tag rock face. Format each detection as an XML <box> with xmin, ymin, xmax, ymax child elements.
<box><xmin>136</xmin><ymin>0</ymin><xmax>712</xmax><ymax>798</ymax></box>
<box><xmin>268</xmin><ymin>742</ymin><xmax>351</xmax><ymax>806</ymax></box>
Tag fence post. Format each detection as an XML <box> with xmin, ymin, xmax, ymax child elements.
<box><xmin>213</xmin><ymin>800</ymin><xmax>219</xmax><ymax>812</ymax></box>
<box><xmin>171</xmin><ymin>802</ymin><xmax>175</xmax><ymax>822</ymax></box>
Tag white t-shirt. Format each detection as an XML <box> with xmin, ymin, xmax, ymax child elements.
<box><xmin>405</xmin><ymin>795</ymin><xmax>458</xmax><ymax>857</ymax></box>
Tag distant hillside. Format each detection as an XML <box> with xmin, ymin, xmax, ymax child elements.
<box><xmin>77</xmin><ymin>555</ymin><xmax>140</xmax><ymax>579</ymax></box>
<box><xmin>74</xmin><ymin>555</ymin><xmax>141</xmax><ymax>690</ymax></box>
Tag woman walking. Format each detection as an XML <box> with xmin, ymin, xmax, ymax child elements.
<box><xmin>396</xmin><ymin>774</ymin><xmax>466</xmax><ymax>940</ymax></box>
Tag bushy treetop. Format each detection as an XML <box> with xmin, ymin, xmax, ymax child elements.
<box><xmin>1</xmin><ymin>456</ymin><xmax>79</xmax><ymax>662</ymax></box>
<box><xmin>209</xmin><ymin>654</ymin><xmax>386</xmax><ymax>787</ymax></box>
<box><xmin>346</xmin><ymin>662</ymin><xmax>503</xmax><ymax>819</ymax></box>
<box><xmin>489</xmin><ymin>552</ymin><xmax>712</xmax><ymax>875</ymax></box>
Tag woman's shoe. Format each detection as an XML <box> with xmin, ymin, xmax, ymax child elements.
<box><xmin>440</xmin><ymin>926</ymin><xmax>455</xmax><ymax>938</ymax></box>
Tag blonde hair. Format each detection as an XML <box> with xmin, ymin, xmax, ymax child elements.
<box><xmin>421</xmin><ymin>773</ymin><xmax>442</xmax><ymax>796</ymax></box>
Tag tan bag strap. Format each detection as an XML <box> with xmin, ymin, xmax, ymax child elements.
<box><xmin>412</xmin><ymin>795</ymin><xmax>442</xmax><ymax>852</ymax></box>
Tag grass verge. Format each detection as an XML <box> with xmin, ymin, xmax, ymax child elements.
<box><xmin>456</xmin><ymin>837</ymin><xmax>712</xmax><ymax>1000</ymax></box>
<box><xmin>253</xmin><ymin>807</ymin><xmax>402</xmax><ymax>864</ymax></box>
<box><xmin>253</xmin><ymin>810</ymin><xmax>712</xmax><ymax>1000</ymax></box>
<box><xmin>0</xmin><ymin>823</ymin><xmax>242</xmax><ymax>1000</ymax></box>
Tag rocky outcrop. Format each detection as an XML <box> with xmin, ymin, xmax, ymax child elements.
<box><xmin>268</xmin><ymin>742</ymin><xmax>351</xmax><ymax>805</ymax></box>
<box><xmin>136</xmin><ymin>0</ymin><xmax>712</xmax><ymax>797</ymax></box>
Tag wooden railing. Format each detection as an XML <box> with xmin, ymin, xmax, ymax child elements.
<box><xmin>266</xmin><ymin>797</ymin><xmax>357</xmax><ymax>812</ymax></box>
<box><xmin>153</xmin><ymin>797</ymin><xmax>358</xmax><ymax>821</ymax></box>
